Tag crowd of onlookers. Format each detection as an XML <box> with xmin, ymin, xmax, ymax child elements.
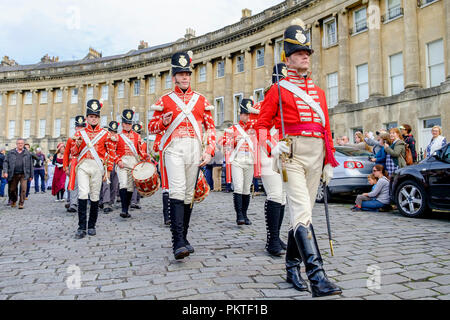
<box><xmin>335</xmin><ymin>124</ymin><xmax>447</xmax><ymax>213</ymax></box>
<box><xmin>0</xmin><ymin>138</ymin><xmax>67</xmax><ymax>209</ymax></box>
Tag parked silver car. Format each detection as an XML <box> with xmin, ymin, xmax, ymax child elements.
<box><xmin>316</xmin><ymin>146</ymin><xmax>375</xmax><ymax>203</ymax></box>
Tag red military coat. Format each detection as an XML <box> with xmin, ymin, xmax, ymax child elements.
<box><xmin>115</xmin><ymin>129</ymin><xmax>148</xmax><ymax>163</ymax></box>
<box><xmin>256</xmin><ymin>68</ymin><xmax>338</xmax><ymax>167</ymax></box>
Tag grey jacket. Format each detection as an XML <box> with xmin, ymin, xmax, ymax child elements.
<box><xmin>2</xmin><ymin>149</ymin><xmax>34</xmax><ymax>181</ymax></box>
<box><xmin>385</xmin><ymin>140</ymin><xmax>406</xmax><ymax>168</ymax></box>
<box><xmin>368</xmin><ymin>176</ymin><xmax>391</xmax><ymax>205</ymax></box>
<box><xmin>365</xmin><ymin>137</ymin><xmax>382</xmax><ymax>155</ymax></box>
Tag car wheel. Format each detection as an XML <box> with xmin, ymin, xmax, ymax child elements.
<box><xmin>395</xmin><ymin>180</ymin><xmax>429</xmax><ymax>218</ymax></box>
<box><xmin>316</xmin><ymin>182</ymin><xmax>331</xmax><ymax>203</ymax></box>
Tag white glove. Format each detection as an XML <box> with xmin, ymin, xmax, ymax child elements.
<box><xmin>271</xmin><ymin>141</ymin><xmax>290</xmax><ymax>158</ymax></box>
<box><xmin>322</xmin><ymin>164</ymin><xmax>334</xmax><ymax>186</ymax></box>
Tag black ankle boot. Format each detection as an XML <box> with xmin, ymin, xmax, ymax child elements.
<box><xmin>183</xmin><ymin>204</ymin><xmax>194</xmax><ymax>254</ymax></box>
<box><xmin>233</xmin><ymin>193</ymin><xmax>245</xmax><ymax>225</ymax></box>
<box><xmin>279</xmin><ymin>205</ymin><xmax>287</xmax><ymax>250</ymax></box>
<box><xmin>285</xmin><ymin>230</ymin><xmax>309</xmax><ymax>292</ymax></box>
<box><xmin>264</xmin><ymin>200</ymin><xmax>283</xmax><ymax>256</ymax></box>
<box><xmin>163</xmin><ymin>192</ymin><xmax>170</xmax><ymax>226</ymax></box>
<box><xmin>293</xmin><ymin>224</ymin><xmax>342</xmax><ymax>298</ymax></box>
<box><xmin>242</xmin><ymin>194</ymin><xmax>252</xmax><ymax>225</ymax></box>
<box><xmin>169</xmin><ymin>199</ymin><xmax>189</xmax><ymax>260</ymax></box>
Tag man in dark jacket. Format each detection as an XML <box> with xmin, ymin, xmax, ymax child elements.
<box><xmin>2</xmin><ymin>138</ymin><xmax>34</xmax><ymax>209</ymax></box>
<box><xmin>400</xmin><ymin>124</ymin><xmax>417</xmax><ymax>163</ymax></box>
<box><xmin>0</xmin><ymin>147</ymin><xmax>7</xmax><ymax>197</ymax></box>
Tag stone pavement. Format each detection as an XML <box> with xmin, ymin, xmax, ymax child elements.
<box><xmin>0</xmin><ymin>191</ymin><xmax>449</xmax><ymax>300</ymax></box>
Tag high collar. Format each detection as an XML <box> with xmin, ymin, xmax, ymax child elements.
<box><xmin>238</xmin><ymin>120</ymin><xmax>248</xmax><ymax>128</ymax></box>
<box><xmin>86</xmin><ymin>123</ymin><xmax>102</xmax><ymax>132</ymax></box>
<box><xmin>174</xmin><ymin>85</ymin><xmax>193</xmax><ymax>95</ymax></box>
<box><xmin>287</xmin><ymin>68</ymin><xmax>312</xmax><ymax>81</ymax></box>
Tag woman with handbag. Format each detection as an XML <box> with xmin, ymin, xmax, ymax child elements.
<box><xmin>384</xmin><ymin>128</ymin><xmax>406</xmax><ymax>176</ymax></box>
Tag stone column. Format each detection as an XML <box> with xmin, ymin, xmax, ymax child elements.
<box><xmin>138</xmin><ymin>76</ymin><xmax>146</xmax><ymax>121</ymax></box>
<box><xmin>311</xmin><ymin>20</ymin><xmax>322</xmax><ymax>87</ymax></box>
<box><xmin>338</xmin><ymin>8</ymin><xmax>351</xmax><ymax>104</ymax></box>
<box><xmin>225</xmin><ymin>54</ymin><xmax>233</xmax><ymax>122</ymax></box>
<box><xmin>206</xmin><ymin>61</ymin><xmax>214</xmax><ymax>103</ymax></box>
<box><xmin>444</xmin><ymin>0</ymin><xmax>450</xmax><ymax>80</ymax></box>
<box><xmin>107</xmin><ymin>81</ymin><xmax>115</xmax><ymax>121</ymax></box>
<box><xmin>46</xmin><ymin>88</ymin><xmax>53</xmax><ymax>138</ymax></box>
<box><xmin>244</xmin><ymin>48</ymin><xmax>253</xmax><ymax>97</ymax></box>
<box><xmin>264</xmin><ymin>40</ymin><xmax>274</xmax><ymax>85</ymax></box>
<box><xmin>61</xmin><ymin>87</ymin><xmax>69</xmax><ymax>137</ymax></box>
<box><xmin>1</xmin><ymin>92</ymin><xmax>7</xmax><ymax>139</ymax></box>
<box><xmin>403</xmin><ymin>0</ymin><xmax>421</xmax><ymax>89</ymax></box>
<box><xmin>31</xmin><ymin>89</ymin><xmax>39</xmax><ymax>138</ymax></box>
<box><xmin>15</xmin><ymin>90</ymin><xmax>23</xmax><ymax>139</ymax></box>
<box><xmin>123</xmin><ymin>79</ymin><xmax>131</xmax><ymax>110</ymax></box>
<box><xmin>368</xmin><ymin>0</ymin><xmax>384</xmax><ymax>97</ymax></box>
<box><xmin>77</xmin><ymin>85</ymin><xmax>85</xmax><ymax>115</ymax></box>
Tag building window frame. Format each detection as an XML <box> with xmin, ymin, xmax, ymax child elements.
<box><xmin>39</xmin><ymin>119</ymin><xmax>46</xmax><ymax>138</ymax></box>
<box><xmin>383</xmin><ymin>0</ymin><xmax>403</xmax><ymax>23</ymax></box>
<box><xmin>214</xmin><ymin>97</ymin><xmax>225</xmax><ymax>127</ymax></box>
<box><xmin>54</xmin><ymin>118</ymin><xmax>61</xmax><ymax>138</ymax></box>
<box><xmin>40</xmin><ymin>90</ymin><xmax>48</xmax><ymax>104</ymax></box>
<box><xmin>102</xmin><ymin>85</ymin><xmax>109</xmax><ymax>100</ymax></box>
<box><xmin>71</xmin><ymin>88</ymin><xmax>78</xmax><ymax>104</ymax></box>
<box><xmin>8</xmin><ymin>120</ymin><xmax>15</xmax><ymax>139</ymax></box>
<box><xmin>165</xmin><ymin>73</ymin><xmax>172</xmax><ymax>90</ymax></box>
<box><xmin>10</xmin><ymin>93</ymin><xmax>17</xmax><ymax>105</ymax></box>
<box><xmin>274</xmin><ymin>37</ymin><xmax>284</xmax><ymax>64</ymax></box>
<box><xmin>24</xmin><ymin>92</ymin><xmax>32</xmax><ymax>105</ymax></box>
<box><xmin>86</xmin><ymin>86</ymin><xmax>94</xmax><ymax>101</ymax></box>
<box><xmin>0</xmin><ymin>94</ymin><xmax>2</xmax><ymax>106</ymax></box>
<box><xmin>327</xmin><ymin>72</ymin><xmax>339</xmax><ymax>108</ymax></box>
<box><xmin>149</xmin><ymin>77</ymin><xmax>156</xmax><ymax>93</ymax></box>
<box><xmin>233</xmin><ymin>93</ymin><xmax>244</xmax><ymax>123</ymax></box>
<box><xmin>419</xmin><ymin>0</ymin><xmax>440</xmax><ymax>9</ymax></box>
<box><xmin>23</xmin><ymin>120</ymin><xmax>31</xmax><ymax>139</ymax></box>
<box><xmin>134</xmin><ymin>80</ymin><xmax>141</xmax><ymax>96</ymax></box>
<box><xmin>388</xmin><ymin>52</ymin><xmax>404</xmax><ymax>96</ymax></box>
<box><xmin>426</xmin><ymin>38</ymin><xmax>445</xmax><ymax>88</ymax></box>
<box><xmin>217</xmin><ymin>60</ymin><xmax>225</xmax><ymax>78</ymax></box>
<box><xmin>117</xmin><ymin>82</ymin><xmax>124</xmax><ymax>99</ymax></box>
<box><xmin>256</xmin><ymin>48</ymin><xmax>265</xmax><ymax>68</ymax></box>
<box><xmin>253</xmin><ymin>88</ymin><xmax>265</xmax><ymax>103</ymax></box>
<box><xmin>356</xmin><ymin>63</ymin><xmax>369</xmax><ymax>103</ymax></box>
<box><xmin>236</xmin><ymin>55</ymin><xmax>245</xmax><ymax>74</ymax></box>
<box><xmin>69</xmin><ymin>117</ymin><xmax>76</xmax><ymax>138</ymax></box>
<box><xmin>352</xmin><ymin>7</ymin><xmax>368</xmax><ymax>35</ymax></box>
<box><xmin>55</xmin><ymin>89</ymin><xmax>62</xmax><ymax>103</ymax></box>
<box><xmin>323</xmin><ymin>17</ymin><xmax>338</xmax><ymax>48</ymax></box>
<box><xmin>198</xmin><ymin>65</ymin><xmax>206</xmax><ymax>83</ymax></box>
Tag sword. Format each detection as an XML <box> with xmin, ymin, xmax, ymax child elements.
<box><xmin>322</xmin><ymin>180</ymin><xmax>335</xmax><ymax>257</ymax></box>
<box><xmin>274</xmin><ymin>64</ymin><xmax>291</xmax><ymax>182</ymax></box>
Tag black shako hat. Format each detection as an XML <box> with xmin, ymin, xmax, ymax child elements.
<box><xmin>122</xmin><ymin>109</ymin><xmax>135</xmax><ymax>125</ymax></box>
<box><xmin>86</xmin><ymin>99</ymin><xmax>102</xmax><ymax>117</ymax></box>
<box><xmin>132</xmin><ymin>123</ymin><xmax>142</xmax><ymax>134</ymax></box>
<box><xmin>74</xmin><ymin>115</ymin><xmax>86</xmax><ymax>128</ymax></box>
<box><xmin>108</xmin><ymin>121</ymin><xmax>119</xmax><ymax>133</ymax></box>
<box><xmin>240</xmin><ymin>99</ymin><xmax>254</xmax><ymax>115</ymax></box>
<box><xmin>282</xmin><ymin>18</ymin><xmax>314</xmax><ymax>61</ymax></box>
<box><xmin>272</xmin><ymin>63</ymin><xmax>288</xmax><ymax>84</ymax></box>
<box><xmin>171</xmin><ymin>51</ymin><xmax>193</xmax><ymax>76</ymax></box>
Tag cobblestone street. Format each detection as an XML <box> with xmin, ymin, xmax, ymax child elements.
<box><xmin>0</xmin><ymin>190</ymin><xmax>449</xmax><ymax>300</ymax></box>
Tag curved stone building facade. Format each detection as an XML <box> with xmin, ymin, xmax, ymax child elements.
<box><xmin>0</xmin><ymin>0</ymin><xmax>449</xmax><ymax>156</ymax></box>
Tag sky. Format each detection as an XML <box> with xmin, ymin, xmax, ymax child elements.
<box><xmin>0</xmin><ymin>0</ymin><xmax>282</xmax><ymax>65</ymax></box>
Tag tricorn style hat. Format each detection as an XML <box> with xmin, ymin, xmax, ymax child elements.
<box><xmin>86</xmin><ymin>99</ymin><xmax>102</xmax><ymax>117</ymax></box>
<box><xmin>122</xmin><ymin>109</ymin><xmax>135</xmax><ymax>125</ymax></box>
<box><xmin>282</xmin><ymin>18</ymin><xmax>313</xmax><ymax>62</ymax></box>
<box><xmin>74</xmin><ymin>115</ymin><xmax>86</xmax><ymax>128</ymax></box>
<box><xmin>272</xmin><ymin>63</ymin><xmax>288</xmax><ymax>84</ymax></box>
<box><xmin>171</xmin><ymin>51</ymin><xmax>193</xmax><ymax>76</ymax></box>
<box><xmin>108</xmin><ymin>121</ymin><xmax>119</xmax><ymax>133</ymax></box>
<box><xmin>132</xmin><ymin>123</ymin><xmax>142</xmax><ymax>134</ymax></box>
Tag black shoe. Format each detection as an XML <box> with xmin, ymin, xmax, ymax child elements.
<box><xmin>75</xmin><ymin>230</ymin><xmax>87</xmax><ymax>239</ymax></box>
<box><xmin>169</xmin><ymin>199</ymin><xmax>190</xmax><ymax>260</ymax></box>
<box><xmin>264</xmin><ymin>200</ymin><xmax>283</xmax><ymax>256</ymax></box>
<box><xmin>67</xmin><ymin>207</ymin><xmax>77</xmax><ymax>213</ymax></box>
<box><xmin>103</xmin><ymin>207</ymin><xmax>113</xmax><ymax>214</ymax></box>
<box><xmin>293</xmin><ymin>225</ymin><xmax>342</xmax><ymax>298</ymax></box>
<box><xmin>233</xmin><ymin>193</ymin><xmax>245</xmax><ymax>225</ymax></box>
<box><xmin>285</xmin><ymin>230</ymin><xmax>309</xmax><ymax>292</ymax></box>
<box><xmin>131</xmin><ymin>204</ymin><xmax>141</xmax><ymax>209</ymax></box>
<box><xmin>88</xmin><ymin>228</ymin><xmax>96</xmax><ymax>236</ymax></box>
<box><xmin>242</xmin><ymin>194</ymin><xmax>252</xmax><ymax>225</ymax></box>
<box><xmin>99</xmin><ymin>204</ymin><xmax>104</xmax><ymax>209</ymax></box>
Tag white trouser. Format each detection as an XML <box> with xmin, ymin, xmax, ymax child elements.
<box><xmin>260</xmin><ymin>146</ymin><xmax>286</xmax><ymax>205</ymax></box>
<box><xmin>282</xmin><ymin>136</ymin><xmax>324</xmax><ymax>230</ymax></box>
<box><xmin>117</xmin><ymin>155</ymin><xmax>138</xmax><ymax>192</ymax></box>
<box><xmin>231</xmin><ymin>153</ymin><xmax>254</xmax><ymax>195</ymax></box>
<box><xmin>77</xmin><ymin>159</ymin><xmax>104</xmax><ymax>202</ymax></box>
<box><xmin>164</xmin><ymin>138</ymin><xmax>201</xmax><ymax>204</ymax></box>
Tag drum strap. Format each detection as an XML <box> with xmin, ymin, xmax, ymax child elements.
<box><xmin>79</xmin><ymin>129</ymin><xmax>107</xmax><ymax>174</ymax></box>
<box><xmin>120</xmin><ymin>132</ymin><xmax>139</xmax><ymax>160</ymax></box>
<box><xmin>229</xmin><ymin>124</ymin><xmax>254</xmax><ymax>163</ymax></box>
<box><xmin>159</xmin><ymin>93</ymin><xmax>201</xmax><ymax>151</ymax></box>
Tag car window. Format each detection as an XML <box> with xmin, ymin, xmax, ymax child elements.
<box><xmin>335</xmin><ymin>147</ymin><xmax>372</xmax><ymax>157</ymax></box>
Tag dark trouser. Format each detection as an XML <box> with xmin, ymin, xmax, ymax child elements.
<box><xmin>0</xmin><ymin>177</ymin><xmax>7</xmax><ymax>196</ymax></box>
<box><xmin>56</xmin><ymin>190</ymin><xmax>65</xmax><ymax>200</ymax></box>
<box><xmin>9</xmin><ymin>174</ymin><xmax>27</xmax><ymax>205</ymax></box>
<box><xmin>34</xmin><ymin>169</ymin><xmax>46</xmax><ymax>193</ymax></box>
<box><xmin>204</xmin><ymin>165</ymin><xmax>214</xmax><ymax>189</ymax></box>
<box><xmin>78</xmin><ymin>199</ymin><xmax>99</xmax><ymax>230</ymax></box>
<box><xmin>131</xmin><ymin>187</ymin><xmax>140</xmax><ymax>205</ymax></box>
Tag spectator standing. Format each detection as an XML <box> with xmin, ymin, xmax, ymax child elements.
<box><xmin>51</xmin><ymin>143</ymin><xmax>67</xmax><ymax>202</ymax></box>
<box><xmin>46</xmin><ymin>155</ymin><xmax>55</xmax><ymax>190</ymax></box>
<box><xmin>211</xmin><ymin>145</ymin><xmax>224</xmax><ymax>192</ymax></box>
<box><xmin>22</xmin><ymin>143</ymin><xmax>36</xmax><ymax>199</ymax></box>
<box><xmin>370</xmin><ymin>133</ymin><xmax>390</xmax><ymax>168</ymax></box>
<box><xmin>353</xmin><ymin>165</ymin><xmax>391</xmax><ymax>212</ymax></box>
<box><xmin>365</xmin><ymin>130</ymin><xmax>386</xmax><ymax>155</ymax></box>
<box><xmin>384</xmin><ymin>128</ymin><xmax>406</xmax><ymax>174</ymax></box>
<box><xmin>2</xmin><ymin>138</ymin><xmax>34</xmax><ymax>209</ymax></box>
<box><xmin>426</xmin><ymin>126</ymin><xmax>447</xmax><ymax>158</ymax></box>
<box><xmin>0</xmin><ymin>147</ymin><xmax>7</xmax><ymax>197</ymax></box>
<box><xmin>33</xmin><ymin>148</ymin><xmax>47</xmax><ymax>194</ymax></box>
<box><xmin>341</xmin><ymin>136</ymin><xmax>350</xmax><ymax>145</ymax></box>
<box><xmin>400</xmin><ymin>124</ymin><xmax>417</xmax><ymax>163</ymax></box>
<box><xmin>350</xmin><ymin>132</ymin><xmax>372</xmax><ymax>152</ymax></box>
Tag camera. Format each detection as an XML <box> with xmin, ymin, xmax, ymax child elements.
<box><xmin>376</xmin><ymin>131</ymin><xmax>380</xmax><ymax>136</ymax></box>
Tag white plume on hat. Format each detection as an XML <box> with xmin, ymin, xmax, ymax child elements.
<box><xmin>291</xmin><ymin>18</ymin><xmax>306</xmax><ymax>29</ymax></box>
<box><xmin>187</xmin><ymin>51</ymin><xmax>193</xmax><ymax>62</ymax></box>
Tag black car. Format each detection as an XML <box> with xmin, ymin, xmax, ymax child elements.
<box><xmin>390</xmin><ymin>143</ymin><xmax>450</xmax><ymax>218</ymax></box>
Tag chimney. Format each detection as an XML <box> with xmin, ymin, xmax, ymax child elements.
<box><xmin>185</xmin><ymin>28</ymin><xmax>196</xmax><ymax>40</ymax></box>
<box><xmin>40</xmin><ymin>54</ymin><xmax>59</xmax><ymax>63</ymax></box>
<box><xmin>85</xmin><ymin>47</ymin><xmax>102</xmax><ymax>60</ymax></box>
<box><xmin>1</xmin><ymin>56</ymin><xmax>18</xmax><ymax>67</ymax></box>
<box><xmin>241</xmin><ymin>8</ymin><xmax>252</xmax><ymax>20</ymax></box>
<box><xmin>138</xmin><ymin>40</ymin><xmax>149</xmax><ymax>50</ymax></box>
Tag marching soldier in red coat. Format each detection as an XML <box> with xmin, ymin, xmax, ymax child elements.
<box><xmin>256</xmin><ymin>20</ymin><xmax>342</xmax><ymax>297</ymax></box>
<box><xmin>148</xmin><ymin>51</ymin><xmax>216</xmax><ymax>260</ymax></box>
<box><xmin>115</xmin><ymin>110</ymin><xmax>148</xmax><ymax>219</ymax></box>
<box><xmin>71</xmin><ymin>100</ymin><xmax>116</xmax><ymax>239</ymax></box>
<box><xmin>130</xmin><ymin>123</ymin><xmax>145</xmax><ymax>210</ymax></box>
<box><xmin>223</xmin><ymin>99</ymin><xmax>259</xmax><ymax>226</ymax></box>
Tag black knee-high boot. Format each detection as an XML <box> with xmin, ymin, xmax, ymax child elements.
<box><xmin>242</xmin><ymin>194</ymin><xmax>252</xmax><ymax>225</ymax></box>
<box><xmin>264</xmin><ymin>200</ymin><xmax>283</xmax><ymax>256</ymax></box>
<box><xmin>88</xmin><ymin>201</ymin><xmax>99</xmax><ymax>235</ymax></box>
<box><xmin>126</xmin><ymin>191</ymin><xmax>133</xmax><ymax>216</ymax></box>
<box><xmin>163</xmin><ymin>192</ymin><xmax>170</xmax><ymax>226</ymax></box>
<box><xmin>233</xmin><ymin>193</ymin><xmax>245</xmax><ymax>225</ymax></box>
<box><xmin>293</xmin><ymin>224</ymin><xmax>342</xmax><ymax>298</ymax></box>
<box><xmin>169</xmin><ymin>198</ymin><xmax>189</xmax><ymax>260</ymax></box>
<box><xmin>183</xmin><ymin>204</ymin><xmax>194</xmax><ymax>254</ymax></box>
<box><xmin>285</xmin><ymin>229</ymin><xmax>309</xmax><ymax>291</ymax></box>
<box><xmin>119</xmin><ymin>189</ymin><xmax>131</xmax><ymax>218</ymax></box>
<box><xmin>279</xmin><ymin>205</ymin><xmax>287</xmax><ymax>250</ymax></box>
<box><xmin>76</xmin><ymin>199</ymin><xmax>88</xmax><ymax>239</ymax></box>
